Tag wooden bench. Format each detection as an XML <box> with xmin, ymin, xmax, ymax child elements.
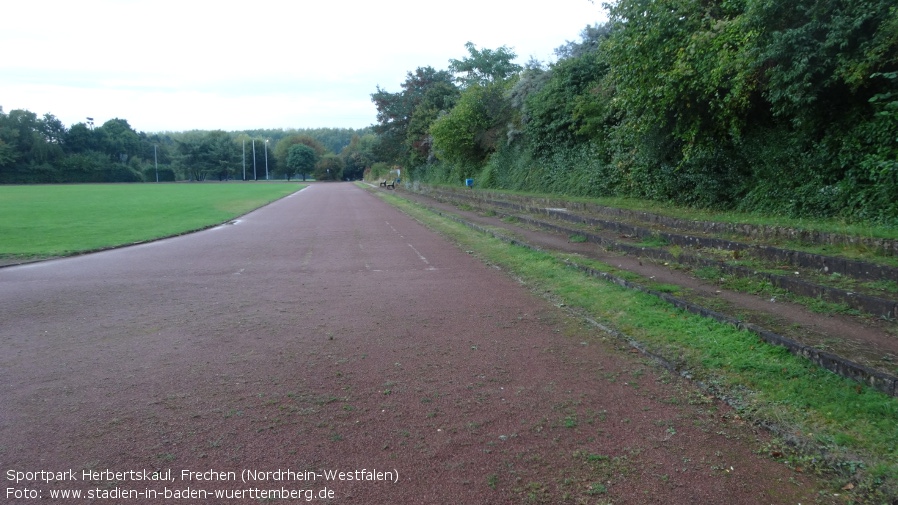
<box><xmin>385</xmin><ymin>179</ymin><xmax>397</xmax><ymax>189</ymax></box>
<box><xmin>379</xmin><ymin>179</ymin><xmax>388</xmax><ymax>187</ymax></box>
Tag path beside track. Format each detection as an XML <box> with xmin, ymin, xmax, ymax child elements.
<box><xmin>1</xmin><ymin>183</ymin><xmax>833</xmax><ymax>503</ymax></box>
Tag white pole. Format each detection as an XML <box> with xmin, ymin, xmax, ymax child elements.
<box><xmin>252</xmin><ymin>139</ymin><xmax>257</xmax><ymax>181</ymax></box>
<box><xmin>154</xmin><ymin>144</ymin><xmax>158</xmax><ymax>182</ymax></box>
<box><xmin>242</xmin><ymin>138</ymin><xmax>246</xmax><ymax>181</ymax></box>
<box><xmin>264</xmin><ymin>139</ymin><xmax>269</xmax><ymax>180</ymax></box>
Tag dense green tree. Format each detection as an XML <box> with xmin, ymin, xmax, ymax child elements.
<box><xmin>371</xmin><ymin>66</ymin><xmax>457</xmax><ymax>168</ymax></box>
<box><xmin>448</xmin><ymin>42</ymin><xmax>523</xmax><ymax>87</ymax></box>
<box><xmin>131</xmin><ymin>132</ymin><xmax>176</xmax><ymax>182</ymax></box>
<box><xmin>430</xmin><ymin>79</ymin><xmax>514</xmax><ymax>174</ymax></box>
<box><xmin>99</xmin><ymin>118</ymin><xmax>141</xmax><ymax>164</ymax></box>
<box><xmin>507</xmin><ymin>58</ymin><xmax>550</xmax><ymax>125</ymax></box>
<box><xmin>0</xmin><ymin>108</ymin><xmax>65</xmax><ymax>179</ymax></box>
<box><xmin>754</xmin><ymin>0</ymin><xmax>897</xmax><ymax>122</ymax></box>
<box><xmin>405</xmin><ymin>81</ymin><xmax>460</xmax><ymax>166</ymax></box>
<box><xmin>371</xmin><ymin>42</ymin><xmax>527</xmax><ymax>180</ymax></box>
<box><xmin>286</xmin><ymin>144</ymin><xmax>318</xmax><ymax>181</ymax></box>
<box><xmin>315</xmin><ymin>154</ymin><xmax>344</xmax><ymax>181</ymax></box>
<box><xmin>244</xmin><ymin>127</ymin><xmax>363</xmax><ymax>155</ymax></box>
<box><xmin>745</xmin><ymin>0</ymin><xmax>898</xmax><ymax>217</ymax></box>
<box><xmin>273</xmin><ymin>134</ymin><xmax>326</xmax><ymax>178</ymax></box>
<box><xmin>300</xmin><ymin>128</ymin><xmax>360</xmax><ymax>155</ymax></box>
<box><xmin>604</xmin><ymin>0</ymin><xmax>757</xmax><ymax>157</ymax></box>
<box><xmin>2</xmin><ymin>110</ymin><xmax>43</xmax><ymax>164</ymax></box>
<box><xmin>64</xmin><ymin>123</ymin><xmax>100</xmax><ymax>153</ymax></box>
<box><xmin>340</xmin><ymin>133</ymin><xmax>378</xmax><ymax>180</ymax></box>
<box><xmin>593</xmin><ymin>0</ymin><xmax>898</xmax><ymax>211</ymax></box>
<box><xmin>0</xmin><ymin>107</ymin><xmax>149</xmax><ymax>183</ymax></box>
<box><xmin>0</xmin><ymin>109</ymin><xmax>21</xmax><ymax>172</ymax></box>
<box><xmin>0</xmin><ymin>139</ymin><xmax>15</xmax><ymax>169</ymax></box>
<box><xmin>554</xmin><ymin>24</ymin><xmax>610</xmax><ymax>60</ymax></box>
<box><xmin>38</xmin><ymin>113</ymin><xmax>66</xmax><ymax>145</ymax></box>
<box><xmin>523</xmin><ymin>43</ymin><xmax>611</xmax><ymax>159</ymax></box>
<box><xmin>138</xmin><ymin>132</ymin><xmax>174</xmax><ymax>166</ymax></box>
<box><xmin>174</xmin><ymin>130</ymin><xmax>238</xmax><ymax>181</ymax></box>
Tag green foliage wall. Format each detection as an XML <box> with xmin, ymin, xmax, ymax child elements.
<box><xmin>384</xmin><ymin>0</ymin><xmax>898</xmax><ymax>224</ymax></box>
<box><xmin>431</xmin><ymin>83</ymin><xmax>503</xmax><ymax>171</ymax></box>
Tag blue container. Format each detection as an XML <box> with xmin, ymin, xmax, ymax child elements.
<box><xmin>465</xmin><ymin>178</ymin><xmax>474</xmax><ymax>187</ymax></box>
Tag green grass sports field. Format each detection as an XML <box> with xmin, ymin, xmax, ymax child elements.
<box><xmin>0</xmin><ymin>183</ymin><xmax>302</xmax><ymax>259</ymax></box>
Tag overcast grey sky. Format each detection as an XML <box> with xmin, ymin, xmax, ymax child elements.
<box><xmin>1</xmin><ymin>0</ymin><xmax>607</xmax><ymax>133</ymax></box>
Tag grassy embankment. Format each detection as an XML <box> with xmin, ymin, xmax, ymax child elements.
<box><xmin>375</xmin><ymin>187</ymin><xmax>898</xmax><ymax>502</ymax></box>
<box><xmin>0</xmin><ymin>183</ymin><xmax>302</xmax><ymax>260</ymax></box>
<box><xmin>428</xmin><ymin>185</ymin><xmax>898</xmax><ymax>249</ymax></box>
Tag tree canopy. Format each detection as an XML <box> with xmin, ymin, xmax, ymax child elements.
<box><xmin>448</xmin><ymin>42</ymin><xmax>522</xmax><ymax>87</ymax></box>
<box><xmin>0</xmin><ymin>109</ymin><xmax>367</xmax><ymax>184</ymax></box>
<box><xmin>369</xmin><ymin>3</ymin><xmax>898</xmax><ymax>224</ymax></box>
<box><xmin>286</xmin><ymin>144</ymin><xmax>318</xmax><ymax>181</ymax></box>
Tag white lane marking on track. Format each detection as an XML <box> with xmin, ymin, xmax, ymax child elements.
<box><xmin>212</xmin><ymin>219</ymin><xmax>241</xmax><ymax>230</ymax></box>
<box><xmin>385</xmin><ymin>220</ymin><xmax>434</xmax><ymax>270</ymax></box>
<box><xmin>407</xmin><ymin>243</ymin><xmax>436</xmax><ymax>270</ymax></box>
<box><xmin>285</xmin><ymin>186</ymin><xmax>310</xmax><ymax>198</ymax></box>
<box><xmin>359</xmin><ymin>242</ymin><xmax>371</xmax><ymax>270</ymax></box>
<box><xmin>385</xmin><ymin>221</ymin><xmax>403</xmax><ymax>237</ymax></box>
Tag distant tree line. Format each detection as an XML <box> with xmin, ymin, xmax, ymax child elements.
<box><xmin>0</xmin><ymin>109</ymin><xmax>375</xmax><ymax>184</ymax></box>
<box><xmin>371</xmin><ymin>0</ymin><xmax>898</xmax><ymax>224</ymax></box>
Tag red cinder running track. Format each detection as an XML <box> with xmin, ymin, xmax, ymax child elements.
<box><xmin>0</xmin><ymin>183</ymin><xmax>832</xmax><ymax>504</ymax></box>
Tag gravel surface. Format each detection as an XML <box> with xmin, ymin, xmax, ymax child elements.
<box><xmin>1</xmin><ymin>183</ymin><xmax>835</xmax><ymax>503</ymax></box>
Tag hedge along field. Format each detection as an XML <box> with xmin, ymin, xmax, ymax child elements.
<box><xmin>0</xmin><ymin>183</ymin><xmax>303</xmax><ymax>259</ymax></box>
